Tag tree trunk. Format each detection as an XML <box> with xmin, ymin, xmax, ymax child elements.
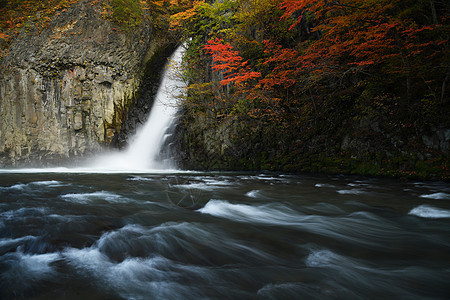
<box><xmin>430</xmin><ymin>0</ymin><xmax>438</xmax><ymax>24</ymax></box>
<box><xmin>394</xmin><ymin>30</ymin><xmax>412</xmax><ymax>103</ymax></box>
<box><xmin>441</xmin><ymin>66</ymin><xmax>450</xmax><ymax>103</ymax></box>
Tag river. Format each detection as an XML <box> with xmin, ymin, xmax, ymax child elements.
<box><xmin>1</xmin><ymin>170</ymin><xmax>449</xmax><ymax>299</ymax></box>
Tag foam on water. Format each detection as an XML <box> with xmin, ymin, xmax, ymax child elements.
<box><xmin>419</xmin><ymin>192</ymin><xmax>450</xmax><ymax>200</ymax></box>
<box><xmin>174</xmin><ymin>183</ymin><xmax>215</xmax><ymax>190</ymax></box>
<box><xmin>1</xmin><ymin>207</ymin><xmax>47</xmax><ymax>220</ymax></box>
<box><xmin>4</xmin><ymin>183</ymin><xmax>27</xmax><ymax>190</ymax></box>
<box><xmin>0</xmin><ymin>167</ymin><xmax>73</xmax><ymax>174</ymax></box>
<box><xmin>61</xmin><ymin>191</ymin><xmax>129</xmax><ymax>204</ymax></box>
<box><xmin>237</xmin><ymin>175</ymin><xmax>289</xmax><ymax>183</ymax></box>
<box><xmin>0</xmin><ymin>183</ymin><xmax>28</xmax><ymax>193</ymax></box>
<box><xmin>337</xmin><ymin>189</ymin><xmax>367</xmax><ymax>195</ymax></box>
<box><xmin>315</xmin><ymin>183</ymin><xmax>336</xmax><ymax>188</ymax></box>
<box><xmin>58</xmin><ymin>219</ymin><xmax>279</xmax><ymax>290</ymax></box>
<box><xmin>347</xmin><ymin>182</ymin><xmax>373</xmax><ymax>188</ymax></box>
<box><xmin>174</xmin><ymin>180</ymin><xmax>232</xmax><ymax>191</ymax></box>
<box><xmin>305</xmin><ymin>249</ymin><xmax>341</xmax><ymax>267</ymax></box>
<box><xmin>1</xmin><ymin>251</ymin><xmax>60</xmax><ymax>288</ymax></box>
<box><xmin>198</xmin><ymin>200</ymin><xmax>305</xmax><ymax>226</ymax></box>
<box><xmin>127</xmin><ymin>176</ymin><xmax>155</xmax><ymax>181</ymax></box>
<box><xmin>245</xmin><ymin>190</ymin><xmax>261</xmax><ymax>198</ymax></box>
<box><xmin>64</xmin><ymin>246</ymin><xmax>205</xmax><ymax>299</ymax></box>
<box><xmin>0</xmin><ymin>181</ymin><xmax>66</xmax><ymax>194</ymax></box>
<box><xmin>0</xmin><ymin>236</ymin><xmax>37</xmax><ymax>249</ymax></box>
<box><xmin>30</xmin><ymin>180</ymin><xmax>64</xmax><ymax>187</ymax></box>
<box><xmin>408</xmin><ymin>205</ymin><xmax>450</xmax><ymax>219</ymax></box>
<box><xmin>60</xmin><ymin>222</ymin><xmax>270</xmax><ymax>299</ymax></box>
<box><xmin>202</xmin><ymin>178</ymin><xmax>234</xmax><ymax>186</ymax></box>
<box><xmin>198</xmin><ymin>200</ymin><xmax>420</xmax><ymax>250</ymax></box>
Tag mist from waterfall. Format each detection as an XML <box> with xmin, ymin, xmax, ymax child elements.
<box><xmin>92</xmin><ymin>45</ymin><xmax>186</xmax><ymax>172</ymax></box>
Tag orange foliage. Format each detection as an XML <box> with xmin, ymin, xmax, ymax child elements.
<box><xmin>279</xmin><ymin>0</ymin><xmax>447</xmax><ymax>77</ymax></box>
<box><xmin>0</xmin><ymin>33</ymin><xmax>10</xmax><ymax>40</ymax></box>
<box><xmin>203</xmin><ymin>38</ymin><xmax>261</xmax><ymax>86</ymax></box>
<box><xmin>0</xmin><ymin>0</ymin><xmax>81</xmax><ymax>38</ymax></box>
<box><xmin>199</xmin><ymin>0</ymin><xmax>448</xmax><ymax>121</ymax></box>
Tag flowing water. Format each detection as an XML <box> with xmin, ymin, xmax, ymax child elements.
<box><xmin>92</xmin><ymin>45</ymin><xmax>186</xmax><ymax>171</ymax></box>
<box><xmin>0</xmin><ymin>171</ymin><xmax>449</xmax><ymax>299</ymax></box>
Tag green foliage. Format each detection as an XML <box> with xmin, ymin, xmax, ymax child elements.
<box><xmin>111</xmin><ymin>0</ymin><xmax>142</xmax><ymax>29</ymax></box>
<box><xmin>102</xmin><ymin>0</ymin><xmax>143</xmax><ymax>30</ymax></box>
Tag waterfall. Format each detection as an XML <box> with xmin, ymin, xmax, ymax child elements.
<box><xmin>92</xmin><ymin>45</ymin><xmax>185</xmax><ymax>171</ymax></box>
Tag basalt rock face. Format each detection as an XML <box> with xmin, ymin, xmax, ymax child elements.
<box><xmin>0</xmin><ymin>0</ymin><xmax>153</xmax><ymax>166</ymax></box>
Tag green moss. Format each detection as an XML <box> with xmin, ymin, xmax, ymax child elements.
<box><xmin>113</xmin><ymin>0</ymin><xmax>142</xmax><ymax>29</ymax></box>
<box><xmin>102</xmin><ymin>0</ymin><xmax>143</xmax><ymax>30</ymax></box>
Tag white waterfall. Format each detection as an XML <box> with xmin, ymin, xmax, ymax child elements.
<box><xmin>92</xmin><ymin>45</ymin><xmax>185</xmax><ymax>171</ymax></box>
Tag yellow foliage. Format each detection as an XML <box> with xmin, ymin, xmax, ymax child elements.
<box><xmin>169</xmin><ymin>0</ymin><xmax>204</xmax><ymax>31</ymax></box>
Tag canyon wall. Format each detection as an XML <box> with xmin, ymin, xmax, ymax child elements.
<box><xmin>0</xmin><ymin>0</ymin><xmax>156</xmax><ymax>166</ymax></box>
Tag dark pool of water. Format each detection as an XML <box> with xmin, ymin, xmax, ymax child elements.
<box><xmin>1</xmin><ymin>171</ymin><xmax>449</xmax><ymax>299</ymax></box>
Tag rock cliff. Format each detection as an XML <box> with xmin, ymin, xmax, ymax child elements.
<box><xmin>0</xmin><ymin>0</ymin><xmax>158</xmax><ymax>166</ymax></box>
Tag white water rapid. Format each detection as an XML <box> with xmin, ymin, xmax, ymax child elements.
<box><xmin>91</xmin><ymin>45</ymin><xmax>186</xmax><ymax>172</ymax></box>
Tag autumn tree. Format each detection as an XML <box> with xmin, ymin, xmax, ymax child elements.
<box><xmin>203</xmin><ymin>38</ymin><xmax>261</xmax><ymax>86</ymax></box>
<box><xmin>279</xmin><ymin>0</ymin><xmax>449</xmax><ymax>102</ymax></box>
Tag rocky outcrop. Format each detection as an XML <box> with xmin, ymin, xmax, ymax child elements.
<box><xmin>177</xmin><ymin>98</ymin><xmax>450</xmax><ymax>179</ymax></box>
<box><xmin>0</xmin><ymin>0</ymin><xmax>156</xmax><ymax>166</ymax></box>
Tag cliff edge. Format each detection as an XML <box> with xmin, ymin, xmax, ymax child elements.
<box><xmin>0</xmin><ymin>0</ymin><xmax>156</xmax><ymax>166</ymax></box>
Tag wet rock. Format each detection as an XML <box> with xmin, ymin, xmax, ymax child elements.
<box><xmin>422</xmin><ymin>128</ymin><xmax>450</xmax><ymax>153</ymax></box>
<box><xmin>0</xmin><ymin>0</ymin><xmax>154</xmax><ymax>166</ymax></box>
